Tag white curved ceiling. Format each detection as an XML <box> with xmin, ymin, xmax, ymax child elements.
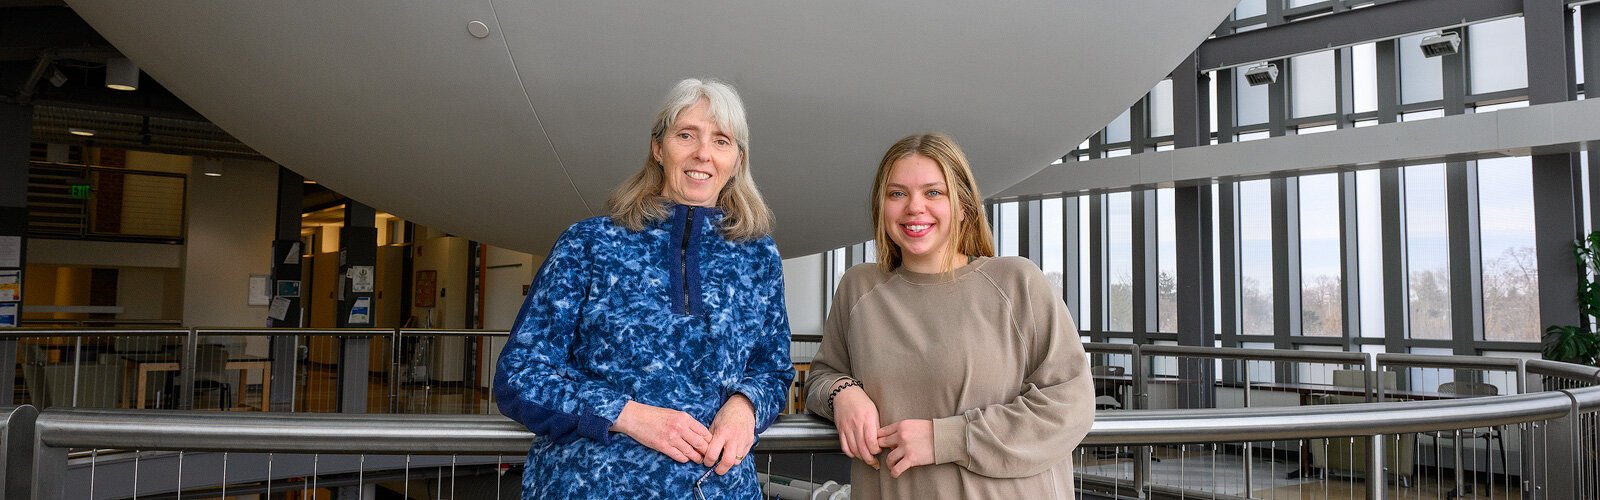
<box><xmin>65</xmin><ymin>1</ymin><xmax>1235</xmax><ymax>256</ymax></box>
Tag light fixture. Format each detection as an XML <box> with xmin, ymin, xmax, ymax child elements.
<box><xmin>303</xmin><ymin>179</ymin><xmax>318</xmax><ymax>185</ymax></box>
<box><xmin>48</xmin><ymin>67</ymin><xmax>67</xmax><ymax>87</ymax></box>
<box><xmin>105</xmin><ymin>57</ymin><xmax>139</xmax><ymax>91</ymax></box>
<box><xmin>1420</xmin><ymin>32</ymin><xmax>1460</xmax><ymax>58</ymax></box>
<box><xmin>1244</xmin><ymin>63</ymin><xmax>1278</xmax><ymax>86</ymax></box>
<box><xmin>68</xmin><ymin>128</ymin><xmax>96</xmax><ymax>137</ymax></box>
<box><xmin>201</xmin><ymin>158</ymin><xmax>222</xmax><ymax>177</ymax></box>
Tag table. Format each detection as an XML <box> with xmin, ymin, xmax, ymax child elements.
<box><xmin>122</xmin><ymin>353</ymin><xmax>273</xmax><ymax>411</ymax></box>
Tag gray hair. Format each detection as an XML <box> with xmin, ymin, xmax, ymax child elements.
<box><xmin>608</xmin><ymin>78</ymin><xmax>774</xmax><ymax>240</ymax></box>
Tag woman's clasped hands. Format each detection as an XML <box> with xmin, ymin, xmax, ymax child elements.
<box><xmin>613</xmin><ymin>395</ymin><xmax>757</xmax><ymax>476</ymax></box>
<box><xmin>830</xmin><ymin>381</ymin><xmax>935</xmax><ymax>478</ymax></box>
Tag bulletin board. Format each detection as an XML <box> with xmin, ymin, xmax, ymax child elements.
<box><xmin>415</xmin><ymin>270</ymin><xmax>436</xmax><ymax>308</ymax></box>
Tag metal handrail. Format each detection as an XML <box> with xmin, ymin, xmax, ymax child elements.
<box><xmin>193</xmin><ymin>327</ymin><xmax>392</xmax><ymax>337</ymax></box>
<box><xmin>1083</xmin><ymin>343</ymin><xmax>1137</xmax><ymax>355</ymax></box>
<box><xmin>399</xmin><ymin>329</ymin><xmax>509</xmax><ymax>338</ymax></box>
<box><xmin>1528</xmin><ymin>358</ymin><xmax>1600</xmax><ymax>383</ymax></box>
<box><xmin>32</xmin><ymin>386</ymin><xmax>1595</xmax><ymax>454</ymax></box>
<box><xmin>1375</xmin><ymin>352</ymin><xmax>1525</xmax><ymax>371</ymax></box>
<box><xmin>0</xmin><ymin>329</ymin><xmax>187</xmax><ymax>338</ymax></box>
<box><xmin>1141</xmin><ymin>344</ymin><xmax>1367</xmax><ymax>364</ymax></box>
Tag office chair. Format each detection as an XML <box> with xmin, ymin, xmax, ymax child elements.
<box><xmin>1090</xmin><ymin>365</ymin><xmax>1127</xmax><ymax>409</ymax></box>
<box><xmin>1426</xmin><ymin>381</ymin><xmax>1505</xmax><ymax>499</ymax></box>
<box><xmin>165</xmin><ymin>344</ymin><xmax>233</xmax><ymax>410</ymax></box>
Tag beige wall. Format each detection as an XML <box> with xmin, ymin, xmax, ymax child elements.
<box><xmin>115</xmin><ymin>267</ymin><xmax>182</xmax><ymax>320</ymax></box>
<box><xmin>28</xmin><ymin>239</ymin><xmax>182</xmax><ymax>268</ymax></box>
<box><xmin>413</xmin><ymin>235</ymin><xmax>468</xmax><ymax>329</ymax></box>
<box><xmin>182</xmin><ymin>158</ymin><xmax>278</xmax><ymax>327</ymax></box>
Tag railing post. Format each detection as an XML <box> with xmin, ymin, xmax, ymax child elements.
<box><xmin>179</xmin><ymin>327</ymin><xmax>199</xmax><ymax>410</ymax></box>
<box><xmin>31</xmin><ymin>425</ymin><xmax>64</xmax><ymax>500</ymax></box>
<box><xmin>0</xmin><ymin>339</ymin><xmax>15</xmax><ymax>405</ymax></box>
<box><xmin>1132</xmin><ymin>345</ymin><xmax>1149</xmax><ymax>497</ymax></box>
<box><xmin>1518</xmin><ymin>360</ymin><xmax>1534</xmax><ymax>499</ymax></box>
<box><xmin>1542</xmin><ymin>390</ymin><xmax>1581</xmax><ymax>500</ymax></box>
<box><xmin>1366</xmin><ymin>434</ymin><xmax>1385</xmax><ymax>499</ymax></box>
<box><xmin>390</xmin><ymin>329</ymin><xmax>401</xmax><ymax>413</ymax></box>
<box><xmin>3</xmin><ymin>405</ymin><xmax>37</xmax><ymax>500</ymax></box>
<box><xmin>269</xmin><ymin>333</ymin><xmax>299</xmax><ymax>412</ymax></box>
<box><xmin>339</xmin><ymin>333</ymin><xmax>370</xmax><ymax>413</ymax></box>
<box><xmin>69</xmin><ymin>337</ymin><xmax>81</xmax><ymax>407</ymax></box>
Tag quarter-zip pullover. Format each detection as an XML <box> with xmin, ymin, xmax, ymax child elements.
<box><xmin>494</xmin><ymin>203</ymin><xmax>794</xmax><ymax>499</ymax></box>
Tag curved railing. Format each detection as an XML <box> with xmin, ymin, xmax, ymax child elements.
<box><xmin>30</xmin><ymin>379</ymin><xmax>1600</xmax><ymax>499</ymax></box>
<box><xmin>6</xmin><ymin>328</ymin><xmax>1598</xmax><ymax>498</ymax></box>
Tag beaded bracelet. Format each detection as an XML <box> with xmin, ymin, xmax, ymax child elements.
<box><xmin>827</xmin><ymin>378</ymin><xmax>865</xmax><ymax>413</ymax></box>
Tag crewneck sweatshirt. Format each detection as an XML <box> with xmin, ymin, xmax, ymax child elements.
<box><xmin>806</xmin><ymin>256</ymin><xmax>1094</xmax><ymax>499</ymax></box>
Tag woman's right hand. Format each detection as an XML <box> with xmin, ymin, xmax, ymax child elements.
<box><xmin>830</xmin><ymin>381</ymin><xmax>882</xmax><ymax>469</ymax></box>
<box><xmin>612</xmin><ymin>401</ymin><xmax>712</xmax><ymax>464</ymax></box>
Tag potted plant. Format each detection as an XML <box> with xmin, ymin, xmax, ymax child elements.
<box><xmin>1544</xmin><ymin>232</ymin><xmax>1600</xmax><ymax>367</ymax></box>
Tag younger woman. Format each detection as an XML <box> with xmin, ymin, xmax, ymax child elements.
<box><xmin>805</xmin><ymin>132</ymin><xmax>1093</xmax><ymax>499</ymax></box>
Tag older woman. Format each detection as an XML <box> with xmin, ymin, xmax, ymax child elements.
<box><xmin>805</xmin><ymin>133</ymin><xmax>1094</xmax><ymax>498</ymax></box>
<box><xmin>494</xmin><ymin>78</ymin><xmax>794</xmax><ymax>498</ymax></box>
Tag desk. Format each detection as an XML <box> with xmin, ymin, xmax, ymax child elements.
<box><xmin>121</xmin><ymin>354</ymin><xmax>273</xmax><ymax>411</ymax></box>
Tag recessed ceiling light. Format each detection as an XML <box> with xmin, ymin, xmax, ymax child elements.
<box><xmin>68</xmin><ymin>128</ymin><xmax>96</xmax><ymax>136</ymax></box>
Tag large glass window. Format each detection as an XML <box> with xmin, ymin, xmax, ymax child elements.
<box><xmin>1577</xmin><ymin>7</ymin><xmax>1587</xmax><ymax>87</ymax></box>
<box><xmin>1299</xmin><ymin>173</ymin><xmax>1342</xmax><ymax>336</ymax></box>
<box><xmin>1213</xmin><ymin>184</ymin><xmax>1223</xmax><ymax>334</ymax></box>
<box><xmin>1353</xmin><ymin>43</ymin><xmax>1379</xmax><ymax>113</ymax></box>
<box><xmin>1108</xmin><ymin>192</ymin><xmax>1133</xmax><ymax>332</ymax></box>
<box><xmin>1239</xmin><ymin>180</ymin><xmax>1275</xmax><ymax>334</ymax></box>
<box><xmin>1234</xmin><ymin>0</ymin><xmax>1266</xmax><ymax>19</ymax></box>
<box><xmin>1477</xmin><ymin>157</ymin><xmax>1539</xmax><ymax>342</ymax></box>
<box><xmin>1149</xmin><ymin>79</ymin><xmax>1174</xmax><ymax>138</ymax></box>
<box><xmin>1157</xmin><ymin>188</ymin><xmax>1177</xmax><ymax>333</ymax></box>
<box><xmin>1235</xmin><ymin>68</ymin><xmax>1270</xmax><ymax>126</ymax></box>
<box><xmin>1105</xmin><ymin>110</ymin><xmax>1132</xmax><ymax>145</ymax></box>
<box><xmin>1405</xmin><ymin>164</ymin><xmax>1451</xmax><ymax>339</ymax></box>
<box><xmin>1208</xmin><ymin>71</ymin><xmax>1220</xmax><ymax>136</ymax></box>
<box><xmin>1042</xmin><ymin>198</ymin><xmax>1064</xmax><ymax>291</ymax></box>
<box><xmin>1400</xmin><ymin>33</ymin><xmax>1444</xmax><ymax>104</ymax></box>
<box><xmin>1468</xmin><ymin>17</ymin><xmax>1529</xmax><ymax>95</ymax></box>
<box><xmin>997</xmin><ymin>201</ymin><xmax>1020</xmax><ymax>257</ymax></box>
<box><xmin>1357</xmin><ymin>170</ymin><xmax>1385</xmax><ymax>338</ymax></box>
<box><xmin>1292</xmin><ymin>50</ymin><xmax>1337</xmax><ymax>118</ymax></box>
<box><xmin>1080</xmin><ymin>196</ymin><xmax>1093</xmax><ymax>328</ymax></box>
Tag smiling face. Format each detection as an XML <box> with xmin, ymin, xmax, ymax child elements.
<box><xmin>654</xmin><ymin>98</ymin><xmax>739</xmax><ymax>207</ymax></box>
<box><xmin>882</xmin><ymin>153</ymin><xmax>958</xmax><ymax>273</ymax></box>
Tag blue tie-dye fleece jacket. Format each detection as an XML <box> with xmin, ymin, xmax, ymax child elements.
<box><xmin>494</xmin><ymin>203</ymin><xmax>794</xmax><ymax>499</ymax></box>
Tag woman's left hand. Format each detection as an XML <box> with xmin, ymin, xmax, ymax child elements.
<box><xmin>704</xmin><ymin>393</ymin><xmax>757</xmax><ymax>475</ymax></box>
<box><xmin>877</xmin><ymin>419</ymin><xmax>934</xmax><ymax>478</ymax></box>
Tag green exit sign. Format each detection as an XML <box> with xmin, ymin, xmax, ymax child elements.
<box><xmin>68</xmin><ymin>184</ymin><xmax>91</xmax><ymax>199</ymax></box>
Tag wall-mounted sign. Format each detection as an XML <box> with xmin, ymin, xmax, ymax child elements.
<box><xmin>349</xmin><ymin>266</ymin><xmax>374</xmax><ymax>293</ymax></box>
<box><xmin>415</xmin><ymin>270</ymin><xmax>437</xmax><ymax>307</ymax></box>
<box><xmin>69</xmin><ymin>184</ymin><xmax>92</xmax><ymax>199</ymax></box>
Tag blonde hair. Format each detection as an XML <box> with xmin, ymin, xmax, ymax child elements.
<box><xmin>608</xmin><ymin>78</ymin><xmax>773</xmax><ymax>241</ymax></box>
<box><xmin>871</xmin><ymin>132</ymin><xmax>995</xmax><ymax>272</ymax></box>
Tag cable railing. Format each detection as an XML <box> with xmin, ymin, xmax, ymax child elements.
<box><xmin>4</xmin><ymin>327</ymin><xmax>1597</xmax><ymax>498</ymax></box>
<box><xmin>22</xmin><ymin>379</ymin><xmax>1600</xmax><ymax>499</ymax></box>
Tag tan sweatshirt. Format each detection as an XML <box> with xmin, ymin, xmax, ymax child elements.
<box><xmin>805</xmin><ymin>256</ymin><xmax>1095</xmax><ymax>499</ymax></box>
